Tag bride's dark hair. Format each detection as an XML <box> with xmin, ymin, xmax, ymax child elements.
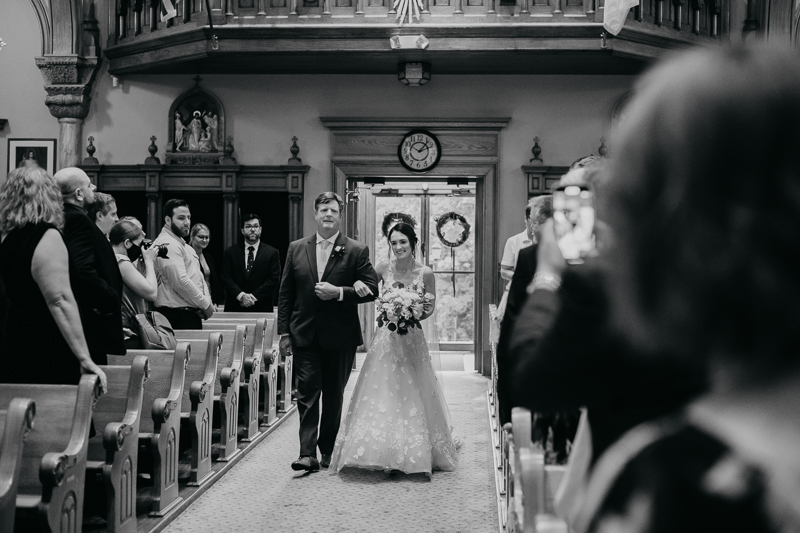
<box><xmin>381</xmin><ymin>212</ymin><xmax>417</xmax><ymax>238</ymax></box>
<box><xmin>388</xmin><ymin>222</ymin><xmax>418</xmax><ymax>259</ymax></box>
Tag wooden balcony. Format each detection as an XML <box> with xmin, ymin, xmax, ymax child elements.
<box><xmin>104</xmin><ymin>0</ymin><xmax>729</xmax><ymax>75</ymax></box>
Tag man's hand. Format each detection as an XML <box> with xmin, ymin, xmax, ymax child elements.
<box><xmin>315</xmin><ymin>282</ymin><xmax>340</xmax><ymax>301</ymax></box>
<box><xmin>279</xmin><ymin>335</ymin><xmax>293</xmax><ymax>358</ymax></box>
<box><xmin>353</xmin><ymin>280</ymin><xmax>373</xmax><ymax>298</ymax></box>
<box><xmin>242</xmin><ymin>294</ymin><xmax>257</xmax><ymax>307</ymax></box>
<box><xmin>537</xmin><ymin>219</ymin><xmax>567</xmax><ymax>277</ymax></box>
<box><xmin>202</xmin><ymin>302</ymin><xmax>215</xmax><ymax>319</ymax></box>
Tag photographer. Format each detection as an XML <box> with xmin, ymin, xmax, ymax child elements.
<box><xmin>109</xmin><ymin>219</ymin><xmax>159</xmax><ymax>348</ymax></box>
<box><xmin>152</xmin><ymin>198</ymin><xmax>214</xmax><ymax>329</ymax></box>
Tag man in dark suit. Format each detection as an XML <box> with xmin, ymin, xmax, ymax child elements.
<box><xmin>221</xmin><ymin>214</ymin><xmax>281</xmax><ymax>312</ymax></box>
<box><xmin>278</xmin><ymin>192</ymin><xmax>380</xmax><ymax>472</ymax></box>
<box><xmin>53</xmin><ymin>167</ymin><xmax>125</xmax><ymax>364</ymax></box>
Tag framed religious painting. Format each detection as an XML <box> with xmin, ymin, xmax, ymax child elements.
<box><xmin>7</xmin><ymin>138</ymin><xmax>57</xmax><ymax>175</ymax></box>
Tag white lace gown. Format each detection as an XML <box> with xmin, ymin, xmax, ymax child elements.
<box><xmin>330</xmin><ymin>268</ymin><xmax>459</xmax><ymax>475</ymax></box>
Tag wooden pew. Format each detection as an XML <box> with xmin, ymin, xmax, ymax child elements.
<box><xmin>204</xmin><ymin>316</ymin><xmax>282</xmax><ymax>424</ymax></box>
<box><xmin>0</xmin><ymin>374</ymin><xmax>99</xmax><ymax>532</ymax></box>
<box><xmin>109</xmin><ymin>345</ymin><xmax>188</xmax><ymax>516</ymax></box>
<box><xmin>84</xmin><ymin>356</ymin><xmax>149</xmax><ymax>533</ymax></box>
<box><xmin>507</xmin><ymin>407</ymin><xmax>569</xmax><ymax>533</ymax></box>
<box><xmin>0</xmin><ymin>398</ymin><xmax>35</xmax><ymax>533</ymax></box>
<box><xmin>174</xmin><ymin>326</ymin><xmax>245</xmax><ymax>461</ymax></box>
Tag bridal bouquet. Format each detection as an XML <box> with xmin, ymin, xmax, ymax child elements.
<box><xmin>376</xmin><ymin>285</ymin><xmax>435</xmax><ymax>335</ymax></box>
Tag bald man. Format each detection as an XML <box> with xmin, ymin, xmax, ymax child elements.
<box><xmin>54</xmin><ymin>167</ymin><xmax>125</xmax><ymax>363</ymax></box>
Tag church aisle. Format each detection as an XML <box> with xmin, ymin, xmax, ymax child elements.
<box><xmin>163</xmin><ymin>370</ymin><xmax>497</xmax><ymax>533</ymax></box>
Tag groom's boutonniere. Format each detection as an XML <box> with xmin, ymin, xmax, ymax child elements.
<box><xmin>332</xmin><ymin>245</ymin><xmax>345</xmax><ymax>258</ymax></box>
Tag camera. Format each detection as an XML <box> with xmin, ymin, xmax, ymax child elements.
<box><xmin>142</xmin><ymin>240</ymin><xmax>169</xmax><ymax>259</ymax></box>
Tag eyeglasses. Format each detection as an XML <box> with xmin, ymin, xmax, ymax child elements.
<box><xmin>244</xmin><ymin>225</ymin><xmax>261</xmax><ymax>230</ymax></box>
<box><xmin>65</xmin><ymin>182</ymin><xmax>96</xmax><ymax>196</ymax></box>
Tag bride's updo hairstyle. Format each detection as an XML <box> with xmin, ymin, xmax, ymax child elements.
<box><xmin>388</xmin><ymin>222</ymin><xmax>418</xmax><ymax>259</ymax></box>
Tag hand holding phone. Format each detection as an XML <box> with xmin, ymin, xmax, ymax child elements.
<box><xmin>553</xmin><ymin>185</ymin><xmax>596</xmax><ymax>264</ymax></box>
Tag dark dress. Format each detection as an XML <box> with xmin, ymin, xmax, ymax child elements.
<box><xmin>0</xmin><ymin>222</ymin><xmax>81</xmax><ymax>385</ymax></box>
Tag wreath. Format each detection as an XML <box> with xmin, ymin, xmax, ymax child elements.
<box><xmin>435</xmin><ymin>212</ymin><xmax>471</xmax><ymax>248</ymax></box>
<box><xmin>435</xmin><ymin>212</ymin><xmax>471</xmax><ymax>295</ymax></box>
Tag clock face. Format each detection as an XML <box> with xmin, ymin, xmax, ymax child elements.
<box><xmin>398</xmin><ymin>130</ymin><xmax>441</xmax><ymax>172</ymax></box>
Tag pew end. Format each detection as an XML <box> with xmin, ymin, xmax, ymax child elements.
<box><xmin>0</xmin><ymin>374</ymin><xmax>100</xmax><ymax>532</ymax></box>
<box><xmin>112</xmin><ymin>345</ymin><xmax>189</xmax><ymax>517</ymax></box>
<box><xmin>0</xmin><ymin>398</ymin><xmax>35</xmax><ymax>533</ymax></box>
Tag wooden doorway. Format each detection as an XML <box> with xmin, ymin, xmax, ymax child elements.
<box><xmin>323</xmin><ymin>117</ymin><xmax>509</xmax><ymax>376</ymax></box>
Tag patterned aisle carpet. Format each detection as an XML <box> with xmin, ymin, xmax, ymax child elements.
<box><xmin>163</xmin><ymin>370</ymin><xmax>497</xmax><ymax>533</ymax></box>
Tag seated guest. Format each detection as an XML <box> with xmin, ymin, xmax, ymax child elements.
<box><xmin>0</xmin><ymin>167</ymin><xmax>107</xmax><ymax>392</ymax></box>
<box><xmin>190</xmin><ymin>223</ymin><xmax>224</xmax><ymax>306</ymax></box>
<box><xmin>152</xmin><ymin>198</ymin><xmax>214</xmax><ymax>329</ymax></box>
<box><xmin>54</xmin><ymin>167</ymin><xmax>125</xmax><ymax>365</ymax></box>
<box><xmin>222</xmin><ymin>214</ymin><xmax>281</xmax><ymax>312</ymax></box>
<box><xmin>571</xmin><ymin>45</ymin><xmax>800</xmax><ymax>532</ymax></box>
<box><xmin>87</xmin><ymin>191</ymin><xmax>118</xmax><ymax>237</ymax></box>
<box><xmin>109</xmin><ymin>219</ymin><xmax>159</xmax><ymax>348</ymax></box>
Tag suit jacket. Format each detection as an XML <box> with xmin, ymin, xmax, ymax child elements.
<box><xmin>496</xmin><ymin>243</ymin><xmax>538</xmax><ymax>424</ymax></box>
<box><xmin>62</xmin><ymin>203</ymin><xmax>126</xmax><ymax>356</ymax></box>
<box><xmin>201</xmin><ymin>250</ymin><xmax>225</xmax><ymax>305</ymax></box>
<box><xmin>278</xmin><ymin>232</ymin><xmax>379</xmax><ymax>350</ymax></box>
<box><xmin>221</xmin><ymin>241</ymin><xmax>281</xmax><ymax>312</ymax></box>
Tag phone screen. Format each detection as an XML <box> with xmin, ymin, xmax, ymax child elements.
<box><xmin>553</xmin><ymin>185</ymin><xmax>595</xmax><ymax>264</ymax></box>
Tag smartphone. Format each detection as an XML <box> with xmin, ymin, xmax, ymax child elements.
<box><xmin>553</xmin><ymin>185</ymin><xmax>596</xmax><ymax>264</ymax></box>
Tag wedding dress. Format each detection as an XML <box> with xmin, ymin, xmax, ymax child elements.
<box><xmin>330</xmin><ymin>264</ymin><xmax>459</xmax><ymax>475</ymax></box>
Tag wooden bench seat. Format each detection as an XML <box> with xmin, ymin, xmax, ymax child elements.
<box><xmin>507</xmin><ymin>407</ymin><xmax>569</xmax><ymax>533</ymax></box>
<box><xmin>174</xmin><ymin>326</ymin><xmax>245</xmax><ymax>461</ymax></box>
<box><xmin>0</xmin><ymin>374</ymin><xmax>100</xmax><ymax>532</ymax></box>
<box><xmin>0</xmin><ymin>397</ymin><xmax>36</xmax><ymax>533</ymax></box>
<box><xmin>84</xmin><ymin>356</ymin><xmax>149</xmax><ymax>533</ymax></box>
<box><xmin>109</xmin><ymin>345</ymin><xmax>188</xmax><ymax>517</ymax></box>
<box><xmin>206</xmin><ymin>313</ymin><xmax>292</xmax><ymax>415</ymax></box>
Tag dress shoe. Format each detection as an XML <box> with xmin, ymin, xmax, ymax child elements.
<box><xmin>320</xmin><ymin>454</ymin><xmax>331</xmax><ymax>468</ymax></box>
<box><xmin>291</xmin><ymin>456</ymin><xmax>320</xmax><ymax>471</ymax></box>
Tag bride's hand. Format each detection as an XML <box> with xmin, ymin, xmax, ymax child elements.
<box><xmin>353</xmin><ymin>280</ymin><xmax>373</xmax><ymax>297</ymax></box>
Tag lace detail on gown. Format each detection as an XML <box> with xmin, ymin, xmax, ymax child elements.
<box><xmin>330</xmin><ymin>265</ymin><xmax>459</xmax><ymax>475</ymax></box>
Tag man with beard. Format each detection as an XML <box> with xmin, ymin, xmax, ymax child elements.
<box><xmin>53</xmin><ymin>167</ymin><xmax>125</xmax><ymax>364</ymax></box>
<box><xmin>221</xmin><ymin>214</ymin><xmax>281</xmax><ymax>312</ymax></box>
<box><xmin>152</xmin><ymin>198</ymin><xmax>215</xmax><ymax>329</ymax></box>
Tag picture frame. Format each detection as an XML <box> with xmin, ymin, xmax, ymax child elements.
<box><xmin>7</xmin><ymin>138</ymin><xmax>57</xmax><ymax>176</ymax></box>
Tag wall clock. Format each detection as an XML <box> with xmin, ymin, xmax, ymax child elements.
<box><xmin>398</xmin><ymin>130</ymin><xmax>441</xmax><ymax>172</ymax></box>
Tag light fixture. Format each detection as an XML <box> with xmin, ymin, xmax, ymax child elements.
<box><xmin>398</xmin><ymin>63</ymin><xmax>431</xmax><ymax>86</ymax></box>
<box><xmin>111</xmin><ymin>75</ymin><xmax>120</xmax><ymax>88</ymax></box>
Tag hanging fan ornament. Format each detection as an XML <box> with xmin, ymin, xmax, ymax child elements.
<box><xmin>435</xmin><ymin>212</ymin><xmax>471</xmax><ymax>295</ymax></box>
<box><xmin>393</xmin><ymin>0</ymin><xmax>424</xmax><ymax>25</ymax></box>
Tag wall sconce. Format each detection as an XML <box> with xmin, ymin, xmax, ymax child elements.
<box><xmin>398</xmin><ymin>63</ymin><xmax>431</xmax><ymax>86</ymax></box>
<box><xmin>111</xmin><ymin>75</ymin><xmax>121</xmax><ymax>88</ymax></box>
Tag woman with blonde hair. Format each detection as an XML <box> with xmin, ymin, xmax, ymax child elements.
<box><xmin>0</xmin><ymin>166</ymin><xmax>107</xmax><ymax>392</ymax></box>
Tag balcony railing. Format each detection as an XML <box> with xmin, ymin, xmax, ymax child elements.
<box><xmin>105</xmin><ymin>0</ymin><xmax>728</xmax><ymax>74</ymax></box>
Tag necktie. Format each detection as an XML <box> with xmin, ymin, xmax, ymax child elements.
<box><xmin>317</xmin><ymin>240</ymin><xmax>330</xmax><ymax>279</ymax></box>
<box><xmin>247</xmin><ymin>246</ymin><xmax>255</xmax><ymax>273</ymax></box>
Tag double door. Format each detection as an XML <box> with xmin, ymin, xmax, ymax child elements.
<box><xmin>347</xmin><ymin>179</ymin><xmax>476</xmax><ymax>353</ymax></box>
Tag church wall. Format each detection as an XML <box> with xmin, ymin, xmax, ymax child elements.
<box><xmin>1</xmin><ymin>0</ymin><xmax>633</xmax><ymax>247</ymax></box>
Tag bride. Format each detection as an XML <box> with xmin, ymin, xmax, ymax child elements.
<box><xmin>330</xmin><ymin>221</ymin><xmax>459</xmax><ymax>476</ymax></box>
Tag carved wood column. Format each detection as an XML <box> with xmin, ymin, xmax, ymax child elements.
<box><xmin>223</xmin><ymin>194</ymin><xmax>239</xmax><ymax>251</ymax></box>
<box><xmin>289</xmin><ymin>194</ymin><xmax>304</xmax><ymax>241</ymax></box>
<box><xmin>146</xmin><ymin>193</ymin><xmax>161</xmax><ymax>240</ymax></box>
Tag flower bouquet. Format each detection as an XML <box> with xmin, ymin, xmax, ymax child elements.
<box><xmin>376</xmin><ymin>285</ymin><xmax>435</xmax><ymax>335</ymax></box>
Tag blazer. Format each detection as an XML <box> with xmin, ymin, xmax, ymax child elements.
<box><xmin>221</xmin><ymin>241</ymin><xmax>281</xmax><ymax>312</ymax></box>
<box><xmin>496</xmin><ymin>243</ymin><xmax>538</xmax><ymax>425</ymax></box>
<box><xmin>202</xmin><ymin>250</ymin><xmax>225</xmax><ymax>305</ymax></box>
<box><xmin>62</xmin><ymin>203</ymin><xmax>126</xmax><ymax>356</ymax></box>
<box><xmin>278</xmin><ymin>232</ymin><xmax>379</xmax><ymax>350</ymax></box>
